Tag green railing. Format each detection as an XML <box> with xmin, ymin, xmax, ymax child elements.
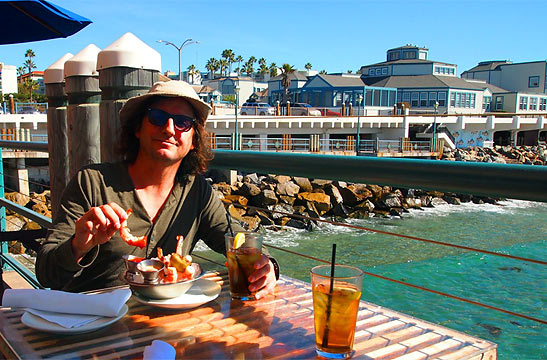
<box><xmin>0</xmin><ymin>141</ymin><xmax>545</xmax><ymax>289</ymax></box>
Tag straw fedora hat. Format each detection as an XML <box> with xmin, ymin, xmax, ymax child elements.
<box><xmin>119</xmin><ymin>80</ymin><xmax>212</xmax><ymax>126</ymax></box>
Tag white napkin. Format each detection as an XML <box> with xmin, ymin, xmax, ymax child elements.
<box><xmin>143</xmin><ymin>340</ymin><xmax>176</xmax><ymax>360</ymax></box>
<box><xmin>2</xmin><ymin>288</ymin><xmax>131</xmax><ymax>328</ymax></box>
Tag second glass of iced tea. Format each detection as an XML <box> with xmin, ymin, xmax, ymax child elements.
<box><xmin>225</xmin><ymin>232</ymin><xmax>262</xmax><ymax>300</ymax></box>
<box><xmin>311</xmin><ymin>264</ymin><xmax>364</xmax><ymax>359</ymax></box>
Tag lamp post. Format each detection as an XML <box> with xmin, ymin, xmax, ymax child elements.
<box><xmin>234</xmin><ymin>85</ymin><xmax>240</xmax><ymax>150</ymax></box>
<box><xmin>356</xmin><ymin>94</ymin><xmax>363</xmax><ymax>156</ymax></box>
<box><xmin>157</xmin><ymin>38</ymin><xmax>199</xmax><ymax>81</ymax></box>
<box><xmin>433</xmin><ymin>100</ymin><xmax>439</xmax><ymax>152</ymax></box>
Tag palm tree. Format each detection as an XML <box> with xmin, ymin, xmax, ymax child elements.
<box><xmin>206</xmin><ymin>58</ymin><xmax>218</xmax><ymax>78</ymax></box>
<box><xmin>258</xmin><ymin>63</ymin><xmax>269</xmax><ymax>80</ymax></box>
<box><xmin>235</xmin><ymin>55</ymin><xmax>244</xmax><ymax>74</ymax></box>
<box><xmin>17</xmin><ymin>66</ymin><xmax>25</xmax><ymax>77</ymax></box>
<box><xmin>245</xmin><ymin>56</ymin><xmax>257</xmax><ymax>77</ymax></box>
<box><xmin>269</xmin><ymin>63</ymin><xmax>278</xmax><ymax>77</ymax></box>
<box><xmin>320</xmin><ymin>69</ymin><xmax>327</xmax><ymax>74</ymax></box>
<box><xmin>221</xmin><ymin>49</ymin><xmax>235</xmax><ymax>74</ymax></box>
<box><xmin>258</xmin><ymin>57</ymin><xmax>266</xmax><ymax>67</ymax></box>
<box><xmin>347</xmin><ymin>70</ymin><xmax>353</xmax><ymax>74</ymax></box>
<box><xmin>219</xmin><ymin>59</ymin><xmax>229</xmax><ymax>76</ymax></box>
<box><xmin>280</xmin><ymin>63</ymin><xmax>295</xmax><ymax>103</ymax></box>
<box><xmin>24</xmin><ymin>49</ymin><xmax>37</xmax><ymax>102</ymax></box>
<box><xmin>187</xmin><ymin>64</ymin><xmax>196</xmax><ymax>83</ymax></box>
<box><xmin>305</xmin><ymin>62</ymin><xmax>312</xmax><ymax>73</ymax></box>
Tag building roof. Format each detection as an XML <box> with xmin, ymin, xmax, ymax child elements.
<box><xmin>362</xmin><ymin>58</ymin><xmax>456</xmax><ymax>68</ymax></box>
<box><xmin>462</xmin><ymin>61</ymin><xmax>511</xmax><ymax>73</ymax></box>
<box><xmin>270</xmin><ymin>71</ymin><xmax>309</xmax><ymax>82</ymax></box>
<box><xmin>363</xmin><ymin>74</ymin><xmax>492</xmax><ymax>91</ymax></box>
<box><xmin>192</xmin><ymin>85</ymin><xmax>217</xmax><ymax>94</ymax></box>
<box><xmin>387</xmin><ymin>44</ymin><xmax>428</xmax><ymax>51</ymax></box>
<box><xmin>314</xmin><ymin>74</ymin><xmax>366</xmax><ymax>87</ymax></box>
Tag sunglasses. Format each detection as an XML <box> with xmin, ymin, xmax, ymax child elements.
<box><xmin>147</xmin><ymin>108</ymin><xmax>195</xmax><ymax>132</ymax></box>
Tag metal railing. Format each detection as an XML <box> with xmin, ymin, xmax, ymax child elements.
<box><xmin>211</xmin><ymin>136</ymin><xmax>437</xmax><ymax>154</ymax></box>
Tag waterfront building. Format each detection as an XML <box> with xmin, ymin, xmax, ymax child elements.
<box><xmin>18</xmin><ymin>71</ymin><xmax>45</xmax><ymax>95</ymax></box>
<box><xmin>267</xmin><ymin>71</ymin><xmax>310</xmax><ymax>105</ymax></box>
<box><xmin>298</xmin><ymin>73</ymin><xmax>397</xmax><ymax>111</ymax></box>
<box><xmin>462</xmin><ymin>60</ymin><xmax>547</xmax><ymax>114</ymax></box>
<box><xmin>0</xmin><ymin>63</ymin><xmax>18</xmax><ymax>108</ymax></box>
<box><xmin>191</xmin><ymin>84</ymin><xmax>221</xmax><ymax>104</ymax></box>
<box><xmin>204</xmin><ymin>76</ymin><xmax>267</xmax><ymax>104</ymax></box>
<box><xmin>359</xmin><ymin>45</ymin><xmax>497</xmax><ymax>115</ymax></box>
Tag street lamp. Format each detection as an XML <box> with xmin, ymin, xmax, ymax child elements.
<box><xmin>234</xmin><ymin>85</ymin><xmax>240</xmax><ymax>150</ymax></box>
<box><xmin>356</xmin><ymin>94</ymin><xmax>363</xmax><ymax>156</ymax></box>
<box><xmin>157</xmin><ymin>38</ymin><xmax>199</xmax><ymax>81</ymax></box>
<box><xmin>433</xmin><ymin>100</ymin><xmax>439</xmax><ymax>152</ymax></box>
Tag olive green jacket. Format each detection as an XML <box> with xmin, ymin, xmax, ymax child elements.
<box><xmin>36</xmin><ymin>162</ymin><xmax>230</xmax><ymax>292</ymax></box>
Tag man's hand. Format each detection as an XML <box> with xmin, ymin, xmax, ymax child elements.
<box><xmin>248</xmin><ymin>255</ymin><xmax>277</xmax><ymax>300</ymax></box>
<box><xmin>72</xmin><ymin>203</ymin><xmax>128</xmax><ymax>262</ymax></box>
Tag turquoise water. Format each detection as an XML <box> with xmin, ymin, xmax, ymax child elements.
<box><xmin>196</xmin><ymin>200</ymin><xmax>547</xmax><ymax>359</ymax></box>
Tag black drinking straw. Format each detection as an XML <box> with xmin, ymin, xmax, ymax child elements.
<box><xmin>321</xmin><ymin>243</ymin><xmax>337</xmax><ymax>349</ymax></box>
<box><xmin>225</xmin><ymin>212</ymin><xmax>235</xmax><ymax>237</ymax></box>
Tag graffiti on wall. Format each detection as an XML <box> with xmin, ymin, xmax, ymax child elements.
<box><xmin>453</xmin><ymin>130</ymin><xmax>492</xmax><ymax>148</ymax></box>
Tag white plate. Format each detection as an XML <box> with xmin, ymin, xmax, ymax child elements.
<box><xmin>132</xmin><ymin>278</ymin><xmax>221</xmax><ymax>309</ymax></box>
<box><xmin>21</xmin><ymin>305</ymin><xmax>128</xmax><ymax>335</ymax></box>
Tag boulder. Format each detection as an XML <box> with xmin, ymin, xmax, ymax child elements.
<box><xmin>442</xmin><ymin>195</ymin><xmax>461</xmax><ymax>205</ymax></box>
<box><xmin>311</xmin><ymin>179</ymin><xmax>332</xmax><ymax>188</ymax></box>
<box><xmin>381</xmin><ymin>193</ymin><xmax>402</xmax><ymax>208</ymax></box>
<box><xmin>297</xmin><ymin>192</ymin><xmax>332</xmax><ymax>215</ymax></box>
<box><xmin>348</xmin><ymin>209</ymin><xmax>370</xmax><ymax>219</ymax></box>
<box><xmin>241</xmin><ymin>215</ymin><xmax>260</xmax><ymax>231</ymax></box>
<box><xmin>366</xmin><ymin>184</ymin><xmax>383</xmax><ymax>199</ymax></box>
<box><xmin>243</xmin><ymin>173</ymin><xmax>260</xmax><ymax>184</ymax></box>
<box><xmin>227</xmin><ymin>204</ymin><xmax>246</xmax><ymax>221</ymax></box>
<box><xmin>324</xmin><ymin>183</ymin><xmax>344</xmax><ymax>205</ymax></box>
<box><xmin>332</xmin><ymin>203</ymin><xmax>350</xmax><ymax>217</ymax></box>
<box><xmin>278</xmin><ymin>195</ymin><xmax>296</xmax><ymax>206</ymax></box>
<box><xmin>253</xmin><ymin>189</ymin><xmax>278</xmax><ymax>206</ymax></box>
<box><xmin>271</xmin><ymin>203</ymin><xmax>295</xmax><ymax>220</ymax></box>
<box><xmin>240</xmin><ymin>182</ymin><xmax>262</xmax><ymax>198</ymax></box>
<box><xmin>284</xmin><ymin>218</ymin><xmax>308</xmax><ymax>229</ymax></box>
<box><xmin>355</xmin><ymin>200</ymin><xmax>375</xmax><ymax>212</ymax></box>
<box><xmin>31</xmin><ymin>202</ymin><xmax>52</xmax><ymax>218</ymax></box>
<box><xmin>276</xmin><ymin>181</ymin><xmax>300</xmax><ymax>197</ymax></box>
<box><xmin>293</xmin><ymin>177</ymin><xmax>313</xmax><ymax>192</ymax></box>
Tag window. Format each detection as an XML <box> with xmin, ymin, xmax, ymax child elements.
<box><xmin>402</xmin><ymin>92</ymin><xmax>411</xmax><ymax>102</ymax></box>
<box><xmin>450</xmin><ymin>68</ymin><xmax>455</xmax><ymax>75</ymax></box>
<box><xmin>530</xmin><ymin>97</ymin><xmax>538</xmax><ymax>111</ymax></box>
<box><xmin>411</xmin><ymin>92</ymin><xmax>419</xmax><ymax>107</ymax></box>
<box><xmin>451</xmin><ymin>91</ymin><xmax>477</xmax><ymax>108</ymax></box>
<box><xmin>540</xmin><ymin>98</ymin><xmax>547</xmax><ymax>111</ymax></box>
<box><xmin>429</xmin><ymin>92</ymin><xmax>437</xmax><ymax>107</ymax></box>
<box><xmin>495</xmin><ymin>96</ymin><xmax>504</xmax><ymax>110</ymax></box>
<box><xmin>434</xmin><ymin>67</ymin><xmax>440</xmax><ymax>74</ymax></box>
<box><xmin>470</xmin><ymin>94</ymin><xmax>476</xmax><ymax>108</ymax></box>
<box><xmin>381</xmin><ymin>67</ymin><xmax>388</xmax><ymax>75</ymax></box>
<box><xmin>450</xmin><ymin>92</ymin><xmax>456</xmax><ymax>107</ymax></box>
<box><xmin>396</xmin><ymin>92</ymin><xmax>402</xmax><ymax>102</ymax></box>
<box><xmin>529</xmin><ymin>76</ymin><xmax>540</xmax><ymax>88</ymax></box>
<box><xmin>369</xmin><ymin>69</ymin><xmax>374</xmax><ymax>75</ymax></box>
<box><xmin>420</xmin><ymin>92</ymin><xmax>428</xmax><ymax>107</ymax></box>
<box><xmin>483</xmin><ymin>96</ymin><xmax>492</xmax><ymax>111</ymax></box>
<box><xmin>519</xmin><ymin>96</ymin><xmax>528</xmax><ymax>110</ymax></box>
<box><xmin>438</xmin><ymin>92</ymin><xmax>446</xmax><ymax>107</ymax></box>
<box><xmin>375</xmin><ymin>68</ymin><xmax>382</xmax><ymax>75</ymax></box>
<box><xmin>404</xmin><ymin>51</ymin><xmax>416</xmax><ymax>59</ymax></box>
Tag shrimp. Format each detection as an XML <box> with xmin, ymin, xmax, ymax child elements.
<box><xmin>119</xmin><ymin>208</ymin><xmax>147</xmax><ymax>249</ymax></box>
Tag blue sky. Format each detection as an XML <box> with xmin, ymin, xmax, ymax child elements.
<box><xmin>2</xmin><ymin>0</ymin><xmax>546</xmax><ymax>76</ymax></box>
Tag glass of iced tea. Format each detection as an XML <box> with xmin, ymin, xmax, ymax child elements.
<box><xmin>225</xmin><ymin>231</ymin><xmax>263</xmax><ymax>300</ymax></box>
<box><xmin>310</xmin><ymin>264</ymin><xmax>364</xmax><ymax>359</ymax></box>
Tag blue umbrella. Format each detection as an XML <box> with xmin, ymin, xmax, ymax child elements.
<box><xmin>0</xmin><ymin>0</ymin><xmax>92</xmax><ymax>45</ymax></box>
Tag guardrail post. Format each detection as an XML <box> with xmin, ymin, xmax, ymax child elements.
<box><xmin>44</xmin><ymin>53</ymin><xmax>72</xmax><ymax>218</ymax></box>
<box><xmin>375</xmin><ymin>137</ymin><xmax>379</xmax><ymax>153</ymax></box>
<box><xmin>97</xmin><ymin>33</ymin><xmax>161</xmax><ymax>163</ymax></box>
<box><xmin>65</xmin><ymin>45</ymin><xmax>102</xmax><ymax>178</ymax></box>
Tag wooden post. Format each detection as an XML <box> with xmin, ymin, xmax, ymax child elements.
<box><xmin>97</xmin><ymin>33</ymin><xmax>161</xmax><ymax>163</ymax></box>
<box><xmin>64</xmin><ymin>45</ymin><xmax>102</xmax><ymax>178</ymax></box>
<box><xmin>342</xmin><ymin>103</ymin><xmax>346</xmax><ymax>117</ymax></box>
<box><xmin>44</xmin><ymin>53</ymin><xmax>73</xmax><ymax>218</ymax></box>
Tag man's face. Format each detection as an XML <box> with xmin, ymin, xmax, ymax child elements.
<box><xmin>135</xmin><ymin>97</ymin><xmax>196</xmax><ymax>165</ymax></box>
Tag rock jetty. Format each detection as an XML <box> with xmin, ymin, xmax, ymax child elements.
<box><xmin>442</xmin><ymin>144</ymin><xmax>547</xmax><ymax>165</ymax></box>
<box><xmin>213</xmin><ymin>174</ymin><xmax>501</xmax><ymax>231</ymax></box>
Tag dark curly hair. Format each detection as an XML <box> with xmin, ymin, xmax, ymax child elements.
<box><xmin>117</xmin><ymin>96</ymin><xmax>213</xmax><ymax>180</ymax></box>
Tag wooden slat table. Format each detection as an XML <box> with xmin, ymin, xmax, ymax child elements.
<box><xmin>0</xmin><ymin>272</ymin><xmax>496</xmax><ymax>359</ymax></box>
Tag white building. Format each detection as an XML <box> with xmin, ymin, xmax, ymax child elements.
<box><xmin>0</xmin><ymin>63</ymin><xmax>18</xmax><ymax>100</ymax></box>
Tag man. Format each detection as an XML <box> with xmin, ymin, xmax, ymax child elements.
<box><xmin>36</xmin><ymin>81</ymin><xmax>278</xmax><ymax>296</ymax></box>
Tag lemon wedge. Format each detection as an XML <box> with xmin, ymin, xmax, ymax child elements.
<box><xmin>233</xmin><ymin>232</ymin><xmax>246</xmax><ymax>249</ymax></box>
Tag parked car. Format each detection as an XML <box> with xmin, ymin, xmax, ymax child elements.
<box><xmin>319</xmin><ymin>108</ymin><xmax>341</xmax><ymax>116</ymax></box>
<box><xmin>18</xmin><ymin>106</ymin><xmax>41</xmax><ymax>114</ymax></box>
<box><xmin>240</xmin><ymin>102</ymin><xmax>275</xmax><ymax>116</ymax></box>
<box><xmin>289</xmin><ymin>103</ymin><xmax>321</xmax><ymax>116</ymax></box>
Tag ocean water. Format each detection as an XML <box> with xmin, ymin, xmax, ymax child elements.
<box><xmin>195</xmin><ymin>200</ymin><xmax>547</xmax><ymax>359</ymax></box>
